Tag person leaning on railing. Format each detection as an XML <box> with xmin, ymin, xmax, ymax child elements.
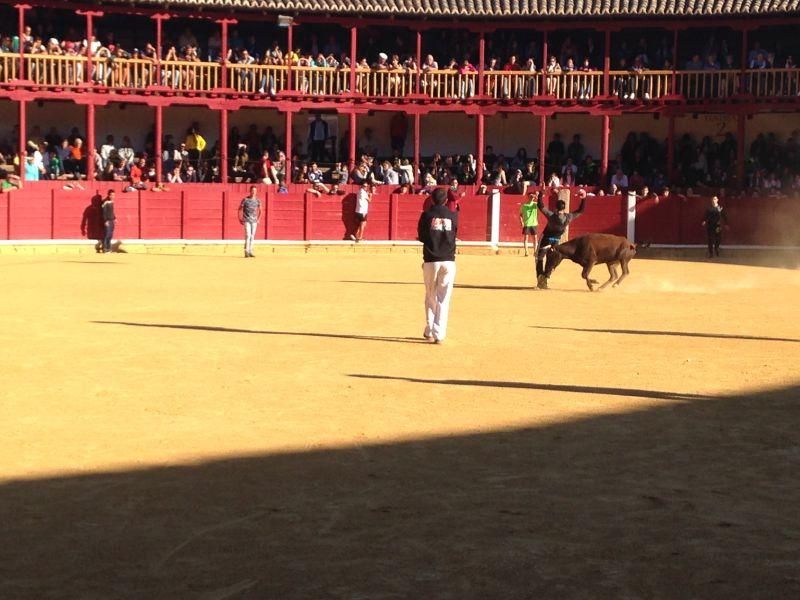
<box><xmin>458</xmin><ymin>58</ymin><xmax>477</xmax><ymax>99</ymax></box>
<box><xmin>502</xmin><ymin>54</ymin><xmax>521</xmax><ymax>98</ymax></box>
<box><xmin>576</xmin><ymin>58</ymin><xmax>596</xmax><ymax>100</ymax></box>
<box><xmin>545</xmin><ymin>56</ymin><xmax>562</xmax><ymax>96</ymax></box>
<box><xmin>421</xmin><ymin>54</ymin><xmax>439</xmax><ymax>96</ymax></box>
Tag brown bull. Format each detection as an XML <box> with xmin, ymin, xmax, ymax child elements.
<box><xmin>545</xmin><ymin>233</ymin><xmax>638</xmax><ymax>291</ymax></box>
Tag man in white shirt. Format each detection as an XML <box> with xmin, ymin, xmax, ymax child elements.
<box><xmin>350</xmin><ymin>182</ymin><xmax>374</xmax><ymax>242</ymax></box>
<box><xmin>610</xmin><ymin>168</ymin><xmax>629</xmax><ymax>190</ymax></box>
<box><xmin>118</xmin><ymin>136</ymin><xmax>135</xmax><ymax>167</ymax></box>
<box><xmin>99</xmin><ymin>135</ymin><xmax>116</xmax><ymax>169</ymax></box>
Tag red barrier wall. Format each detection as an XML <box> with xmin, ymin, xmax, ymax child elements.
<box><xmin>8</xmin><ymin>188</ymin><xmax>51</xmax><ymax>239</ymax></box>
<box><xmin>1</xmin><ymin>182</ymin><xmax>798</xmax><ymax>246</ymax></box>
<box><xmin>0</xmin><ymin>194</ymin><xmax>8</xmax><ymax>239</ymax></box>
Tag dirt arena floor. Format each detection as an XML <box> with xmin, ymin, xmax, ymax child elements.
<box><xmin>2</xmin><ymin>248</ymin><xmax>799</xmax><ymax>599</ymax></box>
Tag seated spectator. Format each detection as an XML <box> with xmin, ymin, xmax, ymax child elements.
<box><xmin>329</xmin><ymin>161</ymin><xmax>348</xmax><ymax>185</ymax></box>
<box><xmin>610</xmin><ymin>168</ymin><xmax>629</xmax><ymax>190</ymax></box>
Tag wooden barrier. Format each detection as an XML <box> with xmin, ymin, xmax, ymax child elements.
<box><xmin>1</xmin><ymin>183</ymin><xmax>798</xmax><ymax>246</ymax></box>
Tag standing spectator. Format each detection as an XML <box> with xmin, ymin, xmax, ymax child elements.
<box><xmin>418</xmin><ymin>187</ymin><xmax>458</xmax><ymax>343</ymax></box>
<box><xmin>308</xmin><ymin>114</ymin><xmax>328</xmax><ymax>162</ymax></box>
<box><xmin>238</xmin><ymin>185</ymin><xmax>261</xmax><ymax>258</ymax></box>
<box><xmin>447</xmin><ymin>180</ymin><xmax>465</xmax><ymax>211</ymax></box>
<box><xmin>184</xmin><ymin>125</ymin><xmax>206</xmax><ymax>169</ymax></box>
<box><xmin>519</xmin><ymin>191</ymin><xmax>539</xmax><ymax>257</ymax></box>
<box><xmin>701</xmin><ymin>195</ymin><xmax>727</xmax><ymax>258</ymax></box>
<box><xmin>101</xmin><ymin>189</ymin><xmax>116</xmax><ymax>253</ymax></box>
<box><xmin>350</xmin><ymin>181</ymin><xmax>373</xmax><ymax>242</ymax></box>
<box><xmin>99</xmin><ymin>135</ymin><xmax>116</xmax><ymax>169</ymax></box>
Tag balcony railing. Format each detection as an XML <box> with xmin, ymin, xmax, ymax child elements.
<box><xmin>229</xmin><ymin>63</ymin><xmax>288</xmax><ymax>94</ymax></box>
<box><xmin>1</xmin><ymin>53</ymin><xmax>19</xmax><ymax>81</ymax></box>
<box><xmin>160</xmin><ymin>59</ymin><xmax>220</xmax><ymax>91</ymax></box>
<box><xmin>745</xmin><ymin>68</ymin><xmax>800</xmax><ymax>97</ymax></box>
<box><xmin>26</xmin><ymin>53</ymin><xmax>87</xmax><ymax>87</ymax></box>
<box><xmin>293</xmin><ymin>66</ymin><xmax>349</xmax><ymax>95</ymax></box>
<box><xmin>359</xmin><ymin>68</ymin><xmax>416</xmax><ymax>98</ymax></box>
<box><xmin>609</xmin><ymin>70</ymin><xmax>673</xmax><ymax>99</ymax></box>
<box><xmin>2</xmin><ymin>55</ymin><xmax>800</xmax><ymax>104</ymax></box>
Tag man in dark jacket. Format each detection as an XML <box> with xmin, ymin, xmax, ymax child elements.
<box><xmin>418</xmin><ymin>188</ymin><xmax>458</xmax><ymax>343</ymax></box>
<box><xmin>101</xmin><ymin>190</ymin><xmax>116</xmax><ymax>253</ymax></box>
<box><xmin>701</xmin><ymin>195</ymin><xmax>728</xmax><ymax>258</ymax></box>
<box><xmin>535</xmin><ymin>189</ymin><xmax>586</xmax><ymax>288</ymax></box>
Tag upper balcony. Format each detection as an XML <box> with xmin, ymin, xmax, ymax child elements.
<box><xmin>2</xmin><ymin>54</ymin><xmax>799</xmax><ymax>107</ymax></box>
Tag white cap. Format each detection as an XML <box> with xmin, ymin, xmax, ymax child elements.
<box><xmin>378</xmin><ymin>52</ymin><xmax>388</xmax><ymax>60</ymax></box>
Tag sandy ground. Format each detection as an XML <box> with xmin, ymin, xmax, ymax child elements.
<box><xmin>1</xmin><ymin>250</ymin><xmax>799</xmax><ymax>599</ymax></box>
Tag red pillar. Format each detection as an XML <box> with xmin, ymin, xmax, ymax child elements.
<box><xmin>220</xmin><ymin>108</ymin><xmax>228</xmax><ymax>183</ymax></box>
<box><xmin>15</xmin><ymin>4</ymin><xmax>29</xmax><ymax>81</ymax></box>
<box><xmin>600</xmin><ymin>115</ymin><xmax>610</xmax><ymax>186</ymax></box>
<box><xmin>154</xmin><ymin>104</ymin><xmax>163</xmax><ymax>183</ymax></box>
<box><xmin>285</xmin><ymin>110</ymin><xmax>293</xmax><ymax>182</ymax></box>
<box><xmin>541</xmin><ymin>31</ymin><xmax>548</xmax><ymax>96</ymax></box>
<box><xmin>18</xmin><ymin>99</ymin><xmax>26</xmax><ymax>181</ymax></box>
<box><xmin>666</xmin><ymin>115</ymin><xmax>675</xmax><ymax>181</ymax></box>
<box><xmin>415</xmin><ymin>29</ymin><xmax>422</xmax><ymax>95</ymax></box>
<box><xmin>413</xmin><ymin>112</ymin><xmax>421</xmax><ymax>184</ymax></box>
<box><xmin>287</xmin><ymin>23</ymin><xmax>294</xmax><ymax>92</ymax></box>
<box><xmin>671</xmin><ymin>28</ymin><xmax>678</xmax><ymax>93</ymax></box>
<box><xmin>739</xmin><ymin>28</ymin><xmax>748</xmax><ymax>95</ymax></box>
<box><xmin>77</xmin><ymin>10</ymin><xmax>103</xmax><ymax>86</ymax></box>
<box><xmin>737</xmin><ymin>113</ymin><xmax>746</xmax><ymax>187</ymax></box>
<box><xmin>349</xmin><ymin>26</ymin><xmax>357</xmax><ymax>94</ymax></box>
<box><xmin>539</xmin><ymin>114</ymin><xmax>547</xmax><ymax>185</ymax></box>
<box><xmin>151</xmin><ymin>14</ymin><xmax>169</xmax><ymax>86</ymax></box>
<box><xmin>478</xmin><ymin>32</ymin><xmax>485</xmax><ymax>97</ymax></box>
<box><xmin>86</xmin><ymin>103</ymin><xmax>96</xmax><ymax>182</ymax></box>
<box><xmin>476</xmin><ymin>113</ymin><xmax>484</xmax><ymax>183</ymax></box>
<box><xmin>217</xmin><ymin>19</ymin><xmax>235</xmax><ymax>89</ymax></box>
<box><xmin>603</xmin><ymin>29</ymin><xmax>611</xmax><ymax>96</ymax></box>
<box><xmin>348</xmin><ymin>112</ymin><xmax>357</xmax><ymax>169</ymax></box>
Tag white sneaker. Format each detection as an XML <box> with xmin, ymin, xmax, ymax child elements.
<box><xmin>644</xmin><ymin>92</ymin><xmax>651</xmax><ymax>100</ymax></box>
<box><xmin>349</xmin><ymin>234</ymin><xmax>357</xmax><ymax>241</ymax></box>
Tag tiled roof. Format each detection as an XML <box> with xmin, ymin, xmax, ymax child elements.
<box><xmin>98</xmin><ymin>0</ymin><xmax>800</xmax><ymax>18</ymax></box>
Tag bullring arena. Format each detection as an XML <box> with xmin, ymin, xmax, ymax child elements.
<box><xmin>4</xmin><ymin>0</ymin><xmax>800</xmax><ymax>595</ymax></box>
<box><xmin>2</xmin><ymin>242</ymin><xmax>800</xmax><ymax>598</ymax></box>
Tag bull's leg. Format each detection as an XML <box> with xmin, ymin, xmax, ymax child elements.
<box><xmin>598</xmin><ymin>263</ymin><xmax>619</xmax><ymax>290</ymax></box>
<box><xmin>581</xmin><ymin>261</ymin><xmax>598</xmax><ymax>291</ymax></box>
<box><xmin>613</xmin><ymin>258</ymin><xmax>631</xmax><ymax>287</ymax></box>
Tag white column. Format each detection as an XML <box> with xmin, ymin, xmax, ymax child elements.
<box><xmin>490</xmin><ymin>188</ymin><xmax>501</xmax><ymax>246</ymax></box>
<box><xmin>626</xmin><ymin>191</ymin><xmax>637</xmax><ymax>241</ymax></box>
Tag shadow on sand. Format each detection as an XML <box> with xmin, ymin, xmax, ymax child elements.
<box><xmin>531</xmin><ymin>325</ymin><xmax>800</xmax><ymax>344</ymax></box>
<box><xmin>92</xmin><ymin>320</ymin><xmax>429</xmax><ymax>345</ymax></box>
<box><xmin>3</xmin><ymin>379</ymin><xmax>800</xmax><ymax>597</ymax></box>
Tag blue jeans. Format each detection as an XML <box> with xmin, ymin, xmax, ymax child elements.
<box><xmin>103</xmin><ymin>220</ymin><xmax>115</xmax><ymax>252</ymax></box>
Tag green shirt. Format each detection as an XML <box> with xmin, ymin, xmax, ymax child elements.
<box><xmin>520</xmin><ymin>201</ymin><xmax>538</xmax><ymax>227</ymax></box>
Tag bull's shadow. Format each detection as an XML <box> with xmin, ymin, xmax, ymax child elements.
<box><xmin>2</xmin><ymin>381</ymin><xmax>799</xmax><ymax>598</ymax></box>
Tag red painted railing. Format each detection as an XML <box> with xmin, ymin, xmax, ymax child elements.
<box><xmin>1</xmin><ymin>183</ymin><xmax>797</xmax><ymax>246</ymax></box>
<box><xmin>4</xmin><ymin>56</ymin><xmax>800</xmax><ymax>103</ymax></box>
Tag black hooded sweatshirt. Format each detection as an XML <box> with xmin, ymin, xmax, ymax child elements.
<box><xmin>418</xmin><ymin>204</ymin><xmax>459</xmax><ymax>262</ymax></box>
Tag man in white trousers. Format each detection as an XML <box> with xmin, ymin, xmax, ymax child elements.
<box><xmin>238</xmin><ymin>185</ymin><xmax>261</xmax><ymax>258</ymax></box>
<box><xmin>418</xmin><ymin>188</ymin><xmax>458</xmax><ymax>344</ymax></box>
